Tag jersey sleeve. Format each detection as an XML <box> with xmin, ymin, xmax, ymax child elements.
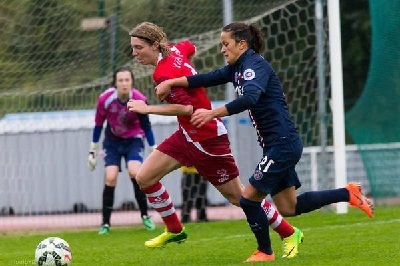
<box><xmin>138</xmin><ymin>114</ymin><xmax>155</xmax><ymax>146</ymax></box>
<box><xmin>165</xmin><ymin>87</ymin><xmax>192</xmax><ymax>106</ymax></box>
<box><xmin>94</xmin><ymin>97</ymin><xmax>106</xmax><ymax>126</ymax></box>
<box><xmin>187</xmin><ymin>65</ymin><xmax>232</xmax><ymax>88</ymax></box>
<box><xmin>131</xmin><ymin>88</ymin><xmax>147</xmax><ymax>101</ymax></box>
<box><xmin>226</xmin><ymin>59</ymin><xmax>267</xmax><ymax>114</ymax></box>
<box><xmin>241</xmin><ymin>58</ymin><xmax>270</xmax><ymax>93</ymax></box>
<box><xmin>174</xmin><ymin>40</ymin><xmax>196</xmax><ymax>59</ymax></box>
<box><xmin>154</xmin><ymin>56</ymin><xmax>194</xmax><ymax>106</ymax></box>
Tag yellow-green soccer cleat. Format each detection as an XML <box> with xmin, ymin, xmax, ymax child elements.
<box><xmin>282</xmin><ymin>227</ymin><xmax>304</xmax><ymax>258</ymax></box>
<box><xmin>144</xmin><ymin>227</ymin><xmax>188</xmax><ymax>248</ymax></box>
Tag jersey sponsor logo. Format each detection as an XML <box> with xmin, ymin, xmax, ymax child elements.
<box><xmin>234</xmin><ymin>72</ymin><xmax>242</xmax><ymax>84</ymax></box>
<box><xmin>172</xmin><ymin>56</ymin><xmax>183</xmax><ymax>68</ymax></box>
<box><xmin>235</xmin><ymin>85</ymin><xmax>244</xmax><ymax>96</ymax></box>
<box><xmin>243</xmin><ymin>68</ymin><xmax>255</xmax><ymax>80</ymax></box>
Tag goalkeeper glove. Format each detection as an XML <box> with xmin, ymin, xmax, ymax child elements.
<box><xmin>149</xmin><ymin>145</ymin><xmax>157</xmax><ymax>152</ymax></box>
<box><xmin>87</xmin><ymin>142</ymin><xmax>98</xmax><ymax>171</ymax></box>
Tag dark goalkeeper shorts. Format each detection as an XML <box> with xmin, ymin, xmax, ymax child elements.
<box><xmin>103</xmin><ymin>137</ymin><xmax>144</xmax><ymax>170</ymax></box>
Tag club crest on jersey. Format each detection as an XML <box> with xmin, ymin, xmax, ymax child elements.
<box><xmin>243</xmin><ymin>69</ymin><xmax>255</xmax><ymax>80</ymax></box>
<box><xmin>110</xmin><ymin>103</ymin><xmax>118</xmax><ymax>113</ymax></box>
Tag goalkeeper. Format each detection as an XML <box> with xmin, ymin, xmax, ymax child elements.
<box><xmin>87</xmin><ymin>66</ymin><xmax>156</xmax><ymax>234</ymax></box>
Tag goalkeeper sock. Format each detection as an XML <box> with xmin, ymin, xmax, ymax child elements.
<box><xmin>131</xmin><ymin>178</ymin><xmax>148</xmax><ymax>217</ymax></box>
<box><xmin>295</xmin><ymin>188</ymin><xmax>349</xmax><ymax>215</ymax></box>
<box><xmin>141</xmin><ymin>182</ymin><xmax>182</xmax><ymax>233</ymax></box>
<box><xmin>102</xmin><ymin>185</ymin><xmax>115</xmax><ymax>225</ymax></box>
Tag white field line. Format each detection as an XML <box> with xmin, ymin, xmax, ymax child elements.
<box><xmin>2</xmin><ymin>218</ymin><xmax>398</xmax><ymax>257</ymax></box>
<box><xmin>196</xmin><ymin>218</ymin><xmax>400</xmax><ymax>242</ymax></box>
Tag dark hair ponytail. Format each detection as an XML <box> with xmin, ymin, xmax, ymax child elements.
<box><xmin>248</xmin><ymin>23</ymin><xmax>265</xmax><ymax>53</ymax></box>
<box><xmin>222</xmin><ymin>22</ymin><xmax>265</xmax><ymax>53</ymax></box>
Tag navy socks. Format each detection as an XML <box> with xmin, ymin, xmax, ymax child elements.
<box><xmin>295</xmin><ymin>188</ymin><xmax>349</xmax><ymax>215</ymax></box>
<box><xmin>240</xmin><ymin>196</ymin><xmax>273</xmax><ymax>254</ymax></box>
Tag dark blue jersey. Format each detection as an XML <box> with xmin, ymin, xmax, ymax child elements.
<box><xmin>187</xmin><ymin>49</ymin><xmax>298</xmax><ymax>148</ymax></box>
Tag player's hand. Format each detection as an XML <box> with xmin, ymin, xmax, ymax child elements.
<box><xmin>155</xmin><ymin>81</ymin><xmax>172</xmax><ymax>101</ymax></box>
<box><xmin>127</xmin><ymin>99</ymin><xmax>148</xmax><ymax>114</ymax></box>
<box><xmin>190</xmin><ymin>108</ymin><xmax>214</xmax><ymax>128</ymax></box>
<box><xmin>87</xmin><ymin>142</ymin><xmax>98</xmax><ymax>171</ymax></box>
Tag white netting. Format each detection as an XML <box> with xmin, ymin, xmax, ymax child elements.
<box><xmin>0</xmin><ymin>0</ymin><xmax>331</xmax><ymax>145</ymax></box>
<box><xmin>180</xmin><ymin>171</ymin><xmax>209</xmax><ymax>223</ymax></box>
<box><xmin>0</xmin><ymin>0</ymin><xmax>338</xmax><ymax>230</ymax></box>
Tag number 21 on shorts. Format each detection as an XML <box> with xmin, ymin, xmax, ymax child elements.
<box><xmin>258</xmin><ymin>155</ymin><xmax>274</xmax><ymax>173</ymax></box>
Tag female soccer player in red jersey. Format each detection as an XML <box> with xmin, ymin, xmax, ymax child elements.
<box><xmin>127</xmin><ymin>22</ymin><xmax>301</xmax><ymax>261</ymax></box>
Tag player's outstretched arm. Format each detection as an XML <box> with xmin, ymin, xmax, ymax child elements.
<box><xmin>155</xmin><ymin>77</ymin><xmax>189</xmax><ymax>101</ymax></box>
<box><xmin>127</xmin><ymin>99</ymin><xmax>193</xmax><ymax>116</ymax></box>
<box><xmin>191</xmin><ymin>106</ymin><xmax>229</xmax><ymax>128</ymax></box>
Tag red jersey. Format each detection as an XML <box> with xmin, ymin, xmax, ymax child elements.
<box><xmin>169</xmin><ymin>40</ymin><xmax>196</xmax><ymax>59</ymax></box>
<box><xmin>153</xmin><ymin>54</ymin><xmax>227</xmax><ymax>142</ymax></box>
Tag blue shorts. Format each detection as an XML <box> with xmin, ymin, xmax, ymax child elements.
<box><xmin>103</xmin><ymin>137</ymin><xmax>144</xmax><ymax>170</ymax></box>
<box><xmin>249</xmin><ymin>134</ymin><xmax>303</xmax><ymax>196</ymax></box>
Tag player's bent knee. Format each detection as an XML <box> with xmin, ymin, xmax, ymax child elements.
<box><xmin>276</xmin><ymin>206</ymin><xmax>296</xmax><ymax>217</ymax></box>
<box><xmin>134</xmin><ymin>175</ymin><xmax>147</xmax><ymax>187</ymax></box>
<box><xmin>105</xmin><ymin>177</ymin><xmax>117</xmax><ymax>186</ymax></box>
<box><xmin>226</xmin><ymin>195</ymin><xmax>240</xmax><ymax>207</ymax></box>
<box><xmin>135</xmin><ymin>174</ymin><xmax>161</xmax><ymax>189</ymax></box>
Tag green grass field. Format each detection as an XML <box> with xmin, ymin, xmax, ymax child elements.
<box><xmin>1</xmin><ymin>205</ymin><xmax>399</xmax><ymax>266</ymax></box>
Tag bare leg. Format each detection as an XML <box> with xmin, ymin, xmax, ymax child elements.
<box><xmin>213</xmin><ymin>177</ymin><xmax>244</xmax><ymax>207</ymax></box>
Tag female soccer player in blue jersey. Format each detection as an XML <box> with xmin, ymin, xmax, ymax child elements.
<box><xmin>155</xmin><ymin>22</ymin><xmax>374</xmax><ymax>262</ymax></box>
<box><xmin>128</xmin><ymin>22</ymin><xmax>302</xmax><ymax>261</ymax></box>
<box><xmin>87</xmin><ymin>67</ymin><xmax>156</xmax><ymax>234</ymax></box>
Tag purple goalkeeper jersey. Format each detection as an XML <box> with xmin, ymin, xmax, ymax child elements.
<box><xmin>95</xmin><ymin>88</ymin><xmax>147</xmax><ymax>139</ymax></box>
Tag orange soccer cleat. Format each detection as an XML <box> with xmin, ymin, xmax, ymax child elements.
<box><xmin>245</xmin><ymin>250</ymin><xmax>275</xmax><ymax>262</ymax></box>
<box><xmin>346</xmin><ymin>182</ymin><xmax>374</xmax><ymax>218</ymax></box>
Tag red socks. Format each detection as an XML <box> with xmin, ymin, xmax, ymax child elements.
<box><xmin>141</xmin><ymin>182</ymin><xmax>182</xmax><ymax>233</ymax></box>
<box><xmin>261</xmin><ymin>199</ymin><xmax>294</xmax><ymax>238</ymax></box>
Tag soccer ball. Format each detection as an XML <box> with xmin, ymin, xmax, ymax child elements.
<box><xmin>34</xmin><ymin>237</ymin><xmax>72</xmax><ymax>266</ymax></box>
